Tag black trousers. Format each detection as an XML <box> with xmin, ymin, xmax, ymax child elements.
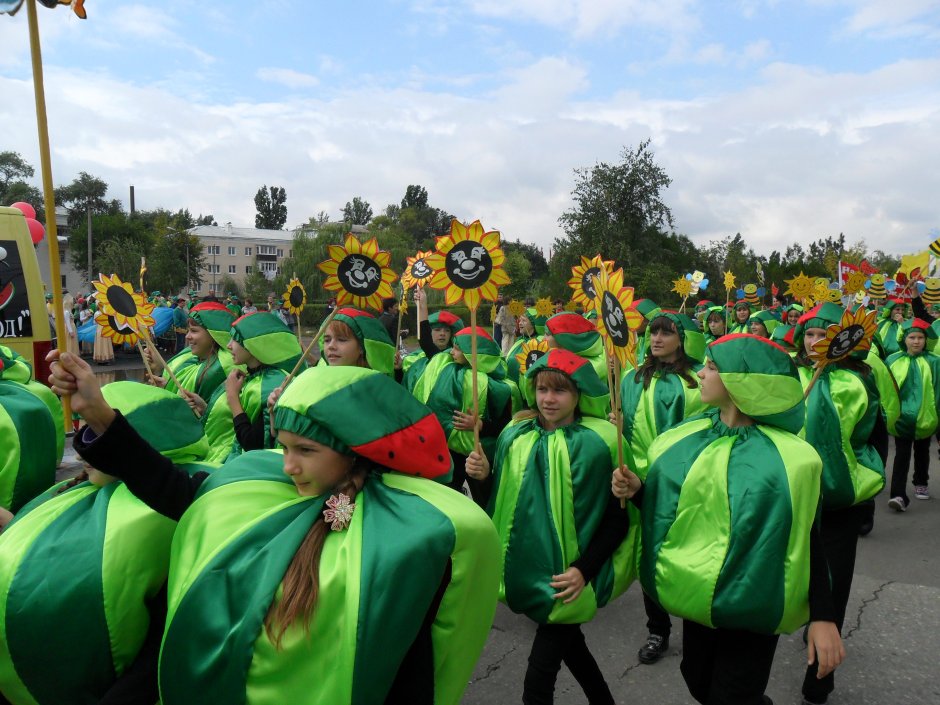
<box><xmin>890</xmin><ymin>436</ymin><xmax>931</xmax><ymax>503</ymax></box>
<box><xmin>801</xmin><ymin>504</ymin><xmax>864</xmax><ymax>702</ymax></box>
<box><xmin>448</xmin><ymin>450</ymin><xmax>489</xmax><ymax>509</ymax></box>
<box><xmin>643</xmin><ymin>590</ymin><xmax>672</xmax><ymax>637</ymax></box>
<box><xmin>523</xmin><ymin>623</ymin><xmax>614</xmax><ymax>705</ymax></box>
<box><xmin>680</xmin><ymin>620</ymin><xmax>779</xmax><ymax>705</ymax></box>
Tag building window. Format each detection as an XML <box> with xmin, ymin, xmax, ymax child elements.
<box><xmin>228</xmin><ymin>246</ymin><xmax>236</xmax><ymax>256</ymax></box>
<box><xmin>245</xmin><ymin>247</ymin><xmax>252</xmax><ymax>256</ymax></box>
<box><xmin>289</xmin><ymin>249</ymin><xmax>293</xmax><ymax>258</ymax></box>
<box><xmin>277</xmin><ymin>248</ymin><xmax>283</xmax><ymax>257</ymax></box>
<box><xmin>246</xmin><ymin>265</ymin><xmax>252</xmax><ymax>274</ymax></box>
<box><xmin>228</xmin><ymin>265</ymin><xmax>236</xmax><ymax>274</ymax></box>
<box><xmin>205</xmin><ymin>264</ymin><xmax>220</xmax><ymax>274</ymax></box>
<box><xmin>207</xmin><ymin>245</ymin><xmax>220</xmax><ymax>255</ymax></box>
<box><xmin>257</xmin><ymin>245</ymin><xmax>277</xmax><ymax>256</ymax></box>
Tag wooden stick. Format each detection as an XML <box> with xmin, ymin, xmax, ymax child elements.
<box><xmin>803</xmin><ymin>364</ymin><xmax>826</xmax><ymax>398</ymax></box>
<box><xmin>137</xmin><ymin>339</ymin><xmax>155</xmax><ymax>379</ymax></box>
<box><xmin>277</xmin><ymin>306</ymin><xmax>339</xmax><ymax>393</ymax></box>
<box><xmin>396</xmin><ymin>286</ymin><xmax>407</xmax><ymax>348</ymax></box>
<box><xmin>138</xmin><ymin>326</ymin><xmax>184</xmax><ymax>391</ymax></box>
<box><xmin>678</xmin><ymin>295</ymin><xmax>687</xmax><ymax>314</ymax></box>
<box><xmin>416</xmin><ymin>285</ymin><xmax>422</xmax><ymax>341</ymax></box>
<box><xmin>470</xmin><ymin>307</ymin><xmax>481</xmax><ymax>450</ymax></box>
<box><xmin>612</xmin><ymin>355</ymin><xmax>627</xmax><ymax>508</ymax></box>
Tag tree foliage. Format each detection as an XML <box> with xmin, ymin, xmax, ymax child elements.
<box><xmin>342</xmin><ymin>196</ymin><xmax>373</xmax><ymax>225</ymax></box>
<box><xmin>254</xmin><ymin>185</ymin><xmax>287</xmax><ymax>230</ymax></box>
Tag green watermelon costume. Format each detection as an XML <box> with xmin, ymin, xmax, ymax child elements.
<box><xmin>620</xmin><ymin>313</ymin><xmax>707</xmax><ymax>480</ymax></box>
<box><xmin>885</xmin><ymin>318</ymin><xmax>940</xmax><ymax>440</ymax></box>
<box><xmin>73</xmin><ymin>366</ymin><xmax>500</xmax><ymax>705</ymax></box>
<box><xmin>202</xmin><ymin>312</ymin><xmax>302</xmax><ymax>463</ymax></box>
<box><xmin>320</xmin><ymin>307</ymin><xmax>395</xmax><ymax>376</ymax></box>
<box><xmin>162</xmin><ymin>302</ymin><xmax>239</xmax><ymax>400</ymax></box>
<box><xmin>631</xmin><ymin>298</ymin><xmax>661</xmax><ymax>366</ymax></box>
<box><xmin>403</xmin><ymin>310</ymin><xmax>464</xmax><ymax>392</ymax></box>
<box><xmin>702</xmin><ymin>305</ymin><xmax>726</xmax><ymax>345</ymax></box>
<box><xmin>0</xmin><ymin>382</ymin><xmax>212</xmax><ymax>705</ymax></box>
<box><xmin>544</xmin><ymin>311</ymin><xmax>607</xmax><ymax>388</ymax></box>
<box><xmin>876</xmin><ymin>299</ymin><xmax>907</xmax><ymax>358</ymax></box>
<box><xmin>0</xmin><ymin>345</ymin><xmax>64</xmax><ymax>463</ymax></box>
<box><xmin>640</xmin><ymin>334</ymin><xmax>822</xmax><ymax>635</ymax></box>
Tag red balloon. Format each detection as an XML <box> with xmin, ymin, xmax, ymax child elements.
<box><xmin>25</xmin><ymin>217</ymin><xmax>45</xmax><ymax>245</ymax></box>
<box><xmin>10</xmin><ymin>202</ymin><xmax>37</xmax><ymax>220</ymax></box>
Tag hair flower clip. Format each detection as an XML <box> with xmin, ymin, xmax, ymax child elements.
<box><xmin>323</xmin><ymin>493</ymin><xmax>356</xmax><ymax>531</ymax></box>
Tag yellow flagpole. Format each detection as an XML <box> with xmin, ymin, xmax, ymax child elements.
<box><xmin>26</xmin><ymin>0</ymin><xmax>71</xmax><ymax>432</ymax></box>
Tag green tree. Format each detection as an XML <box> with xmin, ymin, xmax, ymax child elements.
<box><xmin>244</xmin><ymin>263</ymin><xmax>273</xmax><ymax>305</ymax></box>
<box><xmin>94</xmin><ymin>239</ymin><xmax>147</xmax><ymax>285</ymax></box>
<box><xmin>502</xmin><ymin>250</ymin><xmax>532</xmax><ymax>300</ymax></box>
<box><xmin>69</xmin><ymin>212</ymin><xmax>154</xmax><ymax>282</ymax></box>
<box><xmin>254</xmin><ymin>185</ymin><xmax>287</xmax><ymax>230</ymax></box>
<box><xmin>147</xmin><ymin>230</ymin><xmax>205</xmax><ymax>294</ymax></box>
<box><xmin>0</xmin><ymin>151</ymin><xmax>44</xmax><ymax>219</ymax></box>
<box><xmin>388</xmin><ymin>184</ymin><xmax>454</xmax><ymax>246</ymax></box>
<box><xmin>216</xmin><ymin>275</ymin><xmax>243</xmax><ymax>299</ymax></box>
<box><xmin>56</xmin><ymin>172</ymin><xmax>114</xmax><ymax>228</ymax></box>
<box><xmin>342</xmin><ymin>196</ymin><xmax>373</xmax><ymax>225</ymax></box>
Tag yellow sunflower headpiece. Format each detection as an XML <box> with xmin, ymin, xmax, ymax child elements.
<box><xmin>425</xmin><ymin>219</ymin><xmax>510</xmax><ymax>310</ymax></box>
<box><xmin>94</xmin><ymin>312</ymin><xmax>141</xmax><ymax>346</ymax></box>
<box><xmin>92</xmin><ymin>273</ymin><xmax>155</xmax><ymax>334</ymax></box>
<box><xmin>592</xmin><ymin>268</ymin><xmax>642</xmax><ymax>370</ymax></box>
<box><xmin>401</xmin><ymin>250</ymin><xmax>435</xmax><ymax>290</ymax></box>
<box><xmin>672</xmin><ymin>277</ymin><xmax>692</xmax><ymax>299</ymax></box>
<box><xmin>723</xmin><ymin>270</ymin><xmax>736</xmax><ymax>291</ymax></box>
<box><xmin>809</xmin><ymin>307</ymin><xmax>877</xmax><ymax>368</ymax></box>
<box><xmin>282</xmin><ymin>277</ymin><xmax>307</xmax><ymax>315</ymax></box>
<box><xmin>784</xmin><ymin>271</ymin><xmax>815</xmax><ymax>303</ymax></box>
<box><xmin>516</xmin><ymin>338</ymin><xmax>551</xmax><ymax>377</ymax></box>
<box><xmin>568</xmin><ymin>254</ymin><xmax>615</xmax><ymax>312</ymax></box>
<box><xmin>318</xmin><ymin>233</ymin><xmax>398</xmax><ymax>311</ymax></box>
<box><xmin>843</xmin><ymin>270</ymin><xmax>868</xmax><ymax>296</ymax></box>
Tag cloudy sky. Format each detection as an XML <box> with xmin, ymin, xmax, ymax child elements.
<box><xmin>1</xmin><ymin>0</ymin><xmax>938</xmax><ymax>257</ymax></box>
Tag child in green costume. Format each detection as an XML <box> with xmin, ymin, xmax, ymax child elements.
<box><xmin>619</xmin><ymin>311</ymin><xmax>707</xmax><ymax>664</ymax></box>
<box><xmin>885</xmin><ymin>318</ymin><xmax>940</xmax><ymax>509</ymax></box>
<box><xmin>50</xmin><ymin>354</ymin><xmax>501</xmax><ymax>705</ymax></box>
<box><xmin>0</xmin><ymin>382</ymin><xmax>213</xmax><ymax>705</ymax></box>
<box><xmin>613</xmin><ymin>333</ymin><xmax>844</xmax><ymax>705</ymax></box>
<box><xmin>466</xmin><ymin>348</ymin><xmax>635</xmax><ymax>705</ymax></box>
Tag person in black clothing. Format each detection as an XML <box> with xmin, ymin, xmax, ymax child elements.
<box><xmin>47</xmin><ymin>352</ymin><xmax>500</xmax><ymax>705</ymax></box>
<box><xmin>379</xmin><ymin>296</ymin><xmax>408</xmax><ymax>347</ymax></box>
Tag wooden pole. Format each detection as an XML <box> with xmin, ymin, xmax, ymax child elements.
<box><xmin>470</xmin><ymin>307</ymin><xmax>480</xmax><ymax>450</ymax></box>
<box><xmin>612</xmin><ymin>354</ymin><xmax>626</xmax><ymax>508</ymax></box>
<box><xmin>137</xmin><ymin>339</ymin><xmax>155</xmax><ymax>379</ymax></box>
<box><xmin>416</xmin><ymin>285</ymin><xmax>422</xmax><ymax>341</ymax></box>
<box><xmin>395</xmin><ymin>286</ymin><xmax>407</xmax><ymax>348</ymax></box>
<box><xmin>277</xmin><ymin>306</ymin><xmax>339</xmax><ymax>393</ymax></box>
<box><xmin>803</xmin><ymin>364</ymin><xmax>826</xmax><ymax>398</ymax></box>
<box><xmin>26</xmin><ymin>0</ymin><xmax>71</xmax><ymax>432</ymax></box>
<box><xmin>138</xmin><ymin>326</ymin><xmax>184</xmax><ymax>392</ymax></box>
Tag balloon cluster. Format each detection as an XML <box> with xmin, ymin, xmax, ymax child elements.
<box><xmin>9</xmin><ymin>202</ymin><xmax>45</xmax><ymax>245</ymax></box>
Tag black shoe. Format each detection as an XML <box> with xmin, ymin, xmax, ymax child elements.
<box><xmin>858</xmin><ymin>515</ymin><xmax>874</xmax><ymax>536</ymax></box>
<box><xmin>802</xmin><ymin>695</ymin><xmax>827</xmax><ymax>704</ymax></box>
<box><xmin>637</xmin><ymin>633</ymin><xmax>669</xmax><ymax>664</ymax></box>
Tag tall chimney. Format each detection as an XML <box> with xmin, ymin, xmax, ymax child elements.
<box><xmin>129</xmin><ymin>185</ymin><xmax>135</xmax><ymax>215</ymax></box>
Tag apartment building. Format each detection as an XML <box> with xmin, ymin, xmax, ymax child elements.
<box><xmin>190</xmin><ymin>223</ymin><xmax>295</xmax><ymax>293</ymax></box>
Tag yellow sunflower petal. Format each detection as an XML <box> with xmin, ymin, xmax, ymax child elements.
<box><xmin>479</xmin><ymin>282</ymin><xmax>498</xmax><ymax>302</ymax></box>
<box><xmin>481</xmin><ymin>230</ymin><xmax>501</xmax><ymax>251</ymax></box>
<box><xmin>444</xmin><ymin>285</ymin><xmax>464</xmax><ymax>306</ymax></box>
<box><xmin>489</xmin><ymin>268</ymin><xmax>511</xmax><ymax>287</ymax></box>
<box><xmin>488</xmin><ymin>248</ymin><xmax>505</xmax><ymax>268</ymax></box>
<box><xmin>450</xmin><ymin>220</ymin><xmax>468</xmax><ymax>241</ymax></box>
<box><xmin>464</xmin><ymin>288</ymin><xmax>480</xmax><ymax>311</ymax></box>
<box><xmin>344</xmin><ymin>234</ymin><xmax>362</xmax><ymax>255</ymax></box>
<box><xmin>428</xmin><ymin>270</ymin><xmax>451</xmax><ymax>290</ymax></box>
<box><xmin>361</xmin><ymin>237</ymin><xmax>379</xmax><ymax>257</ymax></box>
<box><xmin>424</xmin><ymin>253</ymin><xmax>445</xmax><ymax>270</ymax></box>
<box><xmin>466</xmin><ymin>221</ymin><xmax>484</xmax><ymax>242</ymax></box>
<box><xmin>328</xmin><ymin>244</ymin><xmax>347</xmax><ymax>262</ymax></box>
<box><xmin>374</xmin><ymin>251</ymin><xmax>391</xmax><ymax>268</ymax></box>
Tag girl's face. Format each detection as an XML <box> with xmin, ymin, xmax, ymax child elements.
<box><xmin>707</xmin><ymin>316</ymin><xmax>725</xmax><ymax>337</ymax></box>
<box><xmin>536</xmin><ymin>380</ymin><xmax>578</xmax><ymax>431</ymax></box>
<box><xmin>787</xmin><ymin>309</ymin><xmax>801</xmax><ymax>325</ymax></box>
<box><xmin>905</xmin><ymin>331</ymin><xmax>926</xmax><ymax>355</ymax></box>
<box><xmin>891</xmin><ymin>307</ymin><xmax>905</xmax><ymax>323</ymax></box>
<box><xmin>519</xmin><ymin>316</ymin><xmax>535</xmax><ymax>337</ymax></box>
<box><xmin>735</xmin><ymin>306</ymin><xmax>750</xmax><ymax>324</ymax></box>
<box><xmin>186</xmin><ymin>322</ymin><xmax>215</xmax><ymax>359</ymax></box>
<box><xmin>323</xmin><ymin>326</ymin><xmax>364</xmax><ymax>367</ymax></box>
<box><xmin>749</xmin><ymin>321</ymin><xmax>769</xmax><ymax>338</ymax></box>
<box><xmin>227</xmin><ymin>338</ymin><xmax>256</xmax><ymax>366</ymax></box>
<box><xmin>278</xmin><ymin>430</ymin><xmax>355</xmax><ymax>497</ymax></box>
<box><xmin>803</xmin><ymin>327</ymin><xmax>827</xmax><ymax>354</ymax></box>
<box><xmin>431</xmin><ymin>327</ymin><xmax>452</xmax><ymax>351</ymax></box>
<box><xmin>650</xmin><ymin>326</ymin><xmax>681</xmax><ymax>362</ymax></box>
<box><xmin>697</xmin><ymin>360</ymin><xmax>730</xmax><ymax>406</ymax></box>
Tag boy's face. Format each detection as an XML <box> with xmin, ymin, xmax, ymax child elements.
<box><xmin>905</xmin><ymin>331</ymin><xmax>926</xmax><ymax>355</ymax></box>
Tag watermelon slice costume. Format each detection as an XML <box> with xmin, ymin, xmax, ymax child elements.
<box><xmin>403</xmin><ymin>310</ymin><xmax>464</xmax><ymax>392</ymax></box>
<box><xmin>0</xmin><ymin>383</ymin><xmax>212</xmax><ymax>705</ymax></box>
<box><xmin>876</xmin><ymin>299</ymin><xmax>907</xmax><ymax>358</ymax></box>
<box><xmin>73</xmin><ymin>366</ymin><xmax>500</xmax><ymax>705</ymax></box>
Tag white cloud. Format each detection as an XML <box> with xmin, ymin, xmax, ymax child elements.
<box><xmin>811</xmin><ymin>0</ymin><xmax>940</xmax><ymax>39</ymax></box>
<box><xmin>255</xmin><ymin>67</ymin><xmax>320</xmax><ymax>89</ymax></box>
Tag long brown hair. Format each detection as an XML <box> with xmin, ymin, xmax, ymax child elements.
<box><xmin>264</xmin><ymin>457</ymin><xmax>370</xmax><ymax>647</ymax></box>
<box><xmin>635</xmin><ymin>317</ymin><xmax>698</xmax><ymax>389</ymax></box>
<box><xmin>513</xmin><ymin>369</ymin><xmax>579</xmax><ymax>423</ymax></box>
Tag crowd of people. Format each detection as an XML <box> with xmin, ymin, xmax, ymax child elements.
<box><xmin>0</xmin><ymin>281</ymin><xmax>935</xmax><ymax>705</ymax></box>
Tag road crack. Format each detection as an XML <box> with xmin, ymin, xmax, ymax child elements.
<box><xmin>844</xmin><ymin>580</ymin><xmax>893</xmax><ymax>640</ymax></box>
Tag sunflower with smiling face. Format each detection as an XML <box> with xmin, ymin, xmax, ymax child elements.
<box><xmin>401</xmin><ymin>251</ymin><xmax>435</xmax><ymax>290</ymax></box>
<box><xmin>94</xmin><ymin>312</ymin><xmax>142</xmax><ymax>346</ymax></box>
<box><xmin>93</xmin><ymin>274</ymin><xmax>155</xmax><ymax>335</ymax></box>
<box><xmin>592</xmin><ymin>268</ymin><xmax>643</xmax><ymax>371</ymax></box>
<box><xmin>568</xmin><ymin>254</ymin><xmax>615</xmax><ymax>312</ymax></box>
<box><xmin>282</xmin><ymin>278</ymin><xmax>307</xmax><ymax>316</ymax></box>
<box><xmin>809</xmin><ymin>306</ymin><xmax>878</xmax><ymax>367</ymax></box>
<box><xmin>318</xmin><ymin>234</ymin><xmax>397</xmax><ymax>312</ymax></box>
<box><xmin>425</xmin><ymin>220</ymin><xmax>509</xmax><ymax>310</ymax></box>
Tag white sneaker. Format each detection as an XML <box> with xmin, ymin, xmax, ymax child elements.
<box><xmin>888</xmin><ymin>496</ymin><xmax>908</xmax><ymax>512</ymax></box>
<box><xmin>914</xmin><ymin>485</ymin><xmax>930</xmax><ymax>500</ymax></box>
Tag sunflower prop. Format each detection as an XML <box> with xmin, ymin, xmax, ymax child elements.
<box><xmin>425</xmin><ymin>219</ymin><xmax>511</xmax><ymax>448</ymax></box>
<box><xmin>784</xmin><ymin>271</ymin><xmax>815</xmax><ymax>308</ymax></box>
<box><xmin>92</xmin><ymin>273</ymin><xmax>161</xmax><ymax>382</ymax></box>
<box><xmin>515</xmin><ymin>338</ymin><xmax>551</xmax><ymax>377</ymax></box>
<box><xmin>283</xmin><ymin>275</ymin><xmax>308</xmax><ymax>346</ymax></box>
<box><xmin>843</xmin><ymin>270</ymin><xmax>867</xmax><ymax>296</ymax></box>
<box><xmin>509</xmin><ymin>299</ymin><xmax>527</xmax><ymax>317</ymax></box>
<box><xmin>535</xmin><ymin>297</ymin><xmax>554</xmax><ymax>318</ymax></box>
<box><xmin>94</xmin><ymin>312</ymin><xmax>140</xmax><ymax>346</ymax></box>
<box><xmin>804</xmin><ymin>307</ymin><xmax>878</xmax><ymax>396</ymax></box>
<box><xmin>568</xmin><ymin>254</ymin><xmax>615</xmax><ymax>312</ymax></box>
<box><xmin>590</xmin><ymin>267</ymin><xmax>641</xmax><ymax>506</ymax></box>
<box><xmin>723</xmin><ymin>270</ymin><xmax>736</xmax><ymax>328</ymax></box>
<box><xmin>672</xmin><ymin>276</ymin><xmax>693</xmax><ymax>312</ymax></box>
<box><xmin>401</xmin><ymin>250</ymin><xmax>435</xmax><ymax>290</ymax></box>
<box><xmin>564</xmin><ymin>299</ymin><xmax>580</xmax><ymax>312</ymax></box>
<box><xmin>318</xmin><ymin>233</ymin><xmax>398</xmax><ymax>312</ymax></box>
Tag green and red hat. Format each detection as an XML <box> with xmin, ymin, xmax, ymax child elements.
<box><xmin>230</xmin><ymin>312</ymin><xmax>303</xmax><ymax>373</ymax></box>
<box><xmin>695</xmin><ymin>299</ymin><xmax>714</xmax><ymax>312</ymax></box>
<box><xmin>705</xmin><ymin>305</ymin><xmax>725</xmax><ymax>322</ymax></box>
<box><xmin>273</xmin><ymin>366</ymin><xmax>451</xmax><ymax>479</ymax></box>
<box><xmin>770</xmin><ymin>324</ymin><xmax>795</xmax><ymax>348</ymax></box>
<box><xmin>787</xmin><ymin>302</ymin><xmax>843</xmax><ymax>351</ymax></box>
<box><xmin>632</xmin><ymin>298</ymin><xmax>661</xmax><ymax>321</ymax></box>
<box><xmin>188</xmin><ymin>302</ymin><xmax>237</xmax><ymax>348</ymax></box>
<box><xmin>705</xmin><ymin>333</ymin><xmax>805</xmax><ymax>434</ymax></box>
<box><xmin>454</xmin><ymin>327</ymin><xmax>503</xmax><ymax>373</ymax></box>
<box><xmin>545</xmin><ymin>312</ymin><xmax>603</xmax><ymax>357</ymax></box>
<box><xmin>879</xmin><ymin>297</ymin><xmax>907</xmax><ymax>319</ymax></box>
<box><xmin>902</xmin><ymin>317</ymin><xmax>936</xmax><ymax>340</ymax></box>
<box><xmin>524</xmin><ymin>348</ymin><xmax>609</xmax><ymax>419</ymax></box>
<box><xmin>748</xmin><ymin>309</ymin><xmax>781</xmax><ymax>337</ymax></box>
<box><xmin>101</xmin><ymin>381</ymin><xmax>209</xmax><ymax>463</ymax></box>
<box><xmin>330</xmin><ymin>307</ymin><xmax>395</xmax><ymax>376</ymax></box>
<box><xmin>428</xmin><ymin>310</ymin><xmax>464</xmax><ymax>335</ymax></box>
